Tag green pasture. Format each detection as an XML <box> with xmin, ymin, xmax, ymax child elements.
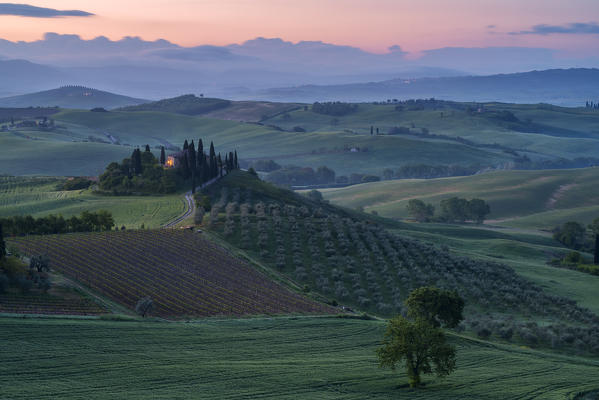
<box><xmin>1</xmin><ymin>316</ymin><xmax>598</xmax><ymax>399</ymax></box>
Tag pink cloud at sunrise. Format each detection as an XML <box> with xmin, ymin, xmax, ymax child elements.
<box><xmin>0</xmin><ymin>0</ymin><xmax>598</xmax><ymax>57</ymax></box>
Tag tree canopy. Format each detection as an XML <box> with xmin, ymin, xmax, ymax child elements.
<box><xmin>377</xmin><ymin>316</ymin><xmax>457</xmax><ymax>388</ymax></box>
<box><xmin>405</xmin><ymin>286</ymin><xmax>464</xmax><ymax>328</ymax></box>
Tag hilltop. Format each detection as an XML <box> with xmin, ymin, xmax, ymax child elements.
<box><xmin>0</xmin><ymin>86</ymin><xmax>148</xmax><ymax>109</ymax></box>
<box><xmin>119</xmin><ymin>94</ymin><xmax>301</xmax><ymax>122</ymax></box>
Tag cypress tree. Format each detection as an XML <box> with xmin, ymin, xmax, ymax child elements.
<box><xmin>217</xmin><ymin>153</ymin><xmax>223</xmax><ymax>177</ymax></box>
<box><xmin>131</xmin><ymin>149</ymin><xmax>142</xmax><ymax>175</ymax></box>
<box><xmin>595</xmin><ymin>234</ymin><xmax>599</xmax><ymax>265</ymax></box>
<box><xmin>183</xmin><ymin>140</ymin><xmax>189</xmax><ymax>150</ymax></box>
<box><xmin>181</xmin><ymin>152</ymin><xmax>190</xmax><ymax>179</ymax></box>
<box><xmin>189</xmin><ymin>140</ymin><xmax>197</xmax><ymax>173</ymax></box>
<box><xmin>202</xmin><ymin>152</ymin><xmax>209</xmax><ymax>183</ymax></box>
<box><xmin>197</xmin><ymin>139</ymin><xmax>203</xmax><ymax>172</ymax></box>
<box><xmin>145</xmin><ymin>144</ymin><xmax>151</xmax><ymax>152</ymax></box>
<box><xmin>160</xmin><ymin>146</ymin><xmax>166</xmax><ymax>165</ymax></box>
<box><xmin>234</xmin><ymin>150</ymin><xmax>238</xmax><ymax>169</ymax></box>
<box><xmin>209</xmin><ymin>142</ymin><xmax>217</xmax><ymax>178</ymax></box>
<box><xmin>0</xmin><ymin>222</ymin><xmax>6</xmax><ymax>259</ymax></box>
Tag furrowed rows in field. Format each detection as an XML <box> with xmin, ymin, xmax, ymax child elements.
<box><xmin>9</xmin><ymin>230</ymin><xmax>332</xmax><ymax>317</ymax></box>
<box><xmin>0</xmin><ymin>292</ymin><xmax>106</xmax><ymax>315</ymax></box>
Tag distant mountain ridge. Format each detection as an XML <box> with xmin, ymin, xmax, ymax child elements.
<box><xmin>0</xmin><ymin>86</ymin><xmax>148</xmax><ymax>109</ymax></box>
<box><xmin>259</xmin><ymin>68</ymin><xmax>599</xmax><ymax>106</ymax></box>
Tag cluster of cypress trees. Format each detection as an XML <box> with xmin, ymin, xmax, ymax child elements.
<box><xmin>159</xmin><ymin>139</ymin><xmax>239</xmax><ymax>192</ymax></box>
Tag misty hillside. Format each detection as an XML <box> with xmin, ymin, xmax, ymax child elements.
<box><xmin>260</xmin><ymin>68</ymin><xmax>599</xmax><ymax>106</ymax></box>
<box><xmin>0</xmin><ymin>86</ymin><xmax>148</xmax><ymax>109</ymax></box>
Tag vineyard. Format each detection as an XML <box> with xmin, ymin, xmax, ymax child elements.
<box><xmin>8</xmin><ymin>229</ymin><xmax>332</xmax><ymax>317</ymax></box>
<box><xmin>203</xmin><ymin>172</ymin><xmax>599</xmax><ymax>354</ymax></box>
<box><xmin>0</xmin><ymin>287</ymin><xmax>106</xmax><ymax>315</ymax></box>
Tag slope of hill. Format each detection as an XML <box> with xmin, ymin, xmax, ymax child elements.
<box><xmin>199</xmin><ymin>171</ymin><xmax>599</xmax><ymax>356</ymax></box>
<box><xmin>2</xmin><ymin>316</ymin><xmax>599</xmax><ymax>399</ymax></box>
<box><xmin>0</xmin><ymin>86</ymin><xmax>148</xmax><ymax>109</ymax></box>
<box><xmin>319</xmin><ymin>168</ymin><xmax>599</xmax><ymax>229</ymax></box>
<box><xmin>8</xmin><ymin>229</ymin><xmax>332</xmax><ymax>317</ymax></box>
<box><xmin>260</xmin><ymin>68</ymin><xmax>599</xmax><ymax>106</ymax></box>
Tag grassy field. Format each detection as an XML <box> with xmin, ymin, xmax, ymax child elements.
<box><xmin>1</xmin><ymin>316</ymin><xmax>598</xmax><ymax>399</ymax></box>
<box><xmin>0</xmin><ymin>176</ymin><xmax>184</xmax><ymax>228</ymax></box>
<box><xmin>320</xmin><ymin>168</ymin><xmax>599</xmax><ymax>230</ymax></box>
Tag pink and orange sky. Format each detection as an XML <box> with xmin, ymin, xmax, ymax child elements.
<box><xmin>1</xmin><ymin>0</ymin><xmax>599</xmax><ymax>56</ymax></box>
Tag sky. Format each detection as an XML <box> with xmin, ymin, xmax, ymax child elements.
<box><xmin>0</xmin><ymin>0</ymin><xmax>598</xmax><ymax>57</ymax></box>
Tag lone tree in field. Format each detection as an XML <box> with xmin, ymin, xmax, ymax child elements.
<box><xmin>405</xmin><ymin>286</ymin><xmax>464</xmax><ymax>328</ymax></box>
<box><xmin>135</xmin><ymin>296</ymin><xmax>154</xmax><ymax>317</ymax></box>
<box><xmin>377</xmin><ymin>287</ymin><xmax>463</xmax><ymax>387</ymax></box>
<box><xmin>377</xmin><ymin>316</ymin><xmax>457</xmax><ymax>388</ymax></box>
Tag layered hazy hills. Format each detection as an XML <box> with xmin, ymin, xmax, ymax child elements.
<box><xmin>0</xmin><ymin>86</ymin><xmax>148</xmax><ymax>109</ymax></box>
<box><xmin>261</xmin><ymin>68</ymin><xmax>599</xmax><ymax>105</ymax></box>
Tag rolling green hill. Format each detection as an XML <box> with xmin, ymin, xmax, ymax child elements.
<box><xmin>0</xmin><ymin>86</ymin><xmax>148</xmax><ymax>109</ymax></box>
<box><xmin>2</xmin><ymin>316</ymin><xmax>598</xmax><ymax>399</ymax></box>
<box><xmin>0</xmin><ymin>108</ymin><xmax>512</xmax><ymax>176</ymax></box>
<box><xmin>320</xmin><ymin>168</ymin><xmax>599</xmax><ymax>230</ymax></box>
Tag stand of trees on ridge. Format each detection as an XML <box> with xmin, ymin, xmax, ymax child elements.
<box><xmin>407</xmin><ymin>197</ymin><xmax>491</xmax><ymax>224</ymax></box>
<box><xmin>549</xmin><ymin>218</ymin><xmax>599</xmax><ymax>274</ymax></box>
<box><xmin>98</xmin><ymin>140</ymin><xmax>239</xmax><ymax>195</ymax></box>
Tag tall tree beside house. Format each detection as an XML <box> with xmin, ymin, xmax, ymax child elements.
<box><xmin>183</xmin><ymin>139</ymin><xmax>189</xmax><ymax>151</ymax></box>
<box><xmin>159</xmin><ymin>146</ymin><xmax>166</xmax><ymax>165</ymax></box>
<box><xmin>189</xmin><ymin>140</ymin><xmax>197</xmax><ymax>192</ymax></box>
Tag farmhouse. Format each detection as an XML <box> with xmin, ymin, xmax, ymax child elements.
<box><xmin>165</xmin><ymin>151</ymin><xmax>184</xmax><ymax>168</ymax></box>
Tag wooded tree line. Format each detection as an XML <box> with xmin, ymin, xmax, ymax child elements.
<box><xmin>312</xmin><ymin>102</ymin><xmax>358</xmax><ymax>116</ymax></box>
<box><xmin>0</xmin><ymin>211</ymin><xmax>114</xmax><ymax>236</ymax></box>
<box><xmin>407</xmin><ymin>197</ymin><xmax>491</xmax><ymax>224</ymax></box>
<box><xmin>174</xmin><ymin>139</ymin><xmax>240</xmax><ymax>193</ymax></box>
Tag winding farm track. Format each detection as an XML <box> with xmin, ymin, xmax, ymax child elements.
<box><xmin>163</xmin><ymin>176</ymin><xmax>220</xmax><ymax>228</ymax></box>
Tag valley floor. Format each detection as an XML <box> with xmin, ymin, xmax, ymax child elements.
<box><xmin>1</xmin><ymin>316</ymin><xmax>598</xmax><ymax>399</ymax></box>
